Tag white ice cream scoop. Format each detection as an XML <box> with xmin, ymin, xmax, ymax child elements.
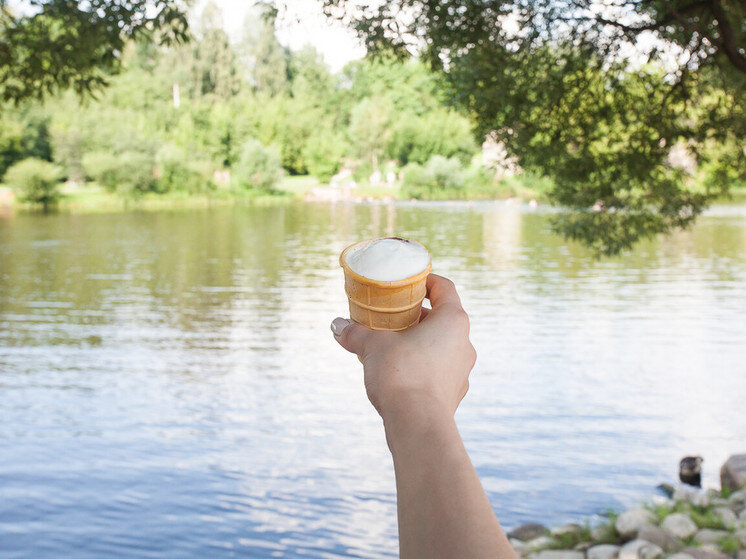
<box><xmin>344</xmin><ymin>237</ymin><xmax>431</xmax><ymax>282</ymax></box>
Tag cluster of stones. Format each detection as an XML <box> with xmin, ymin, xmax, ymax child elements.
<box><xmin>509</xmin><ymin>455</ymin><xmax>746</xmax><ymax>559</ymax></box>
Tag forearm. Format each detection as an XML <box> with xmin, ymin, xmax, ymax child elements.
<box><xmin>384</xmin><ymin>402</ymin><xmax>516</xmax><ymax>559</ymax></box>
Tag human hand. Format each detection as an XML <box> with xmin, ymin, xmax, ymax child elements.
<box><xmin>331</xmin><ymin>274</ymin><xmax>476</xmax><ymax>427</ymax></box>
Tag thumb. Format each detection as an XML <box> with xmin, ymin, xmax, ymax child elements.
<box><xmin>331</xmin><ymin>317</ymin><xmax>373</xmax><ymax>358</ymax></box>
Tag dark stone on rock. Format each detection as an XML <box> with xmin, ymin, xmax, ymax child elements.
<box><xmin>637</xmin><ymin>525</ymin><xmax>682</xmax><ymax>551</ymax></box>
<box><xmin>721</xmin><ymin>454</ymin><xmax>746</xmax><ymax>492</ymax></box>
<box><xmin>510</xmin><ymin>523</ymin><xmax>550</xmax><ymax>542</ymax></box>
<box><xmin>680</xmin><ymin>456</ymin><xmax>703</xmax><ymax>487</ymax></box>
<box><xmin>657</xmin><ymin>483</ymin><xmax>676</xmax><ymax>498</ymax></box>
<box><xmin>681</xmin><ymin>547</ymin><xmax>731</xmax><ymax>559</ymax></box>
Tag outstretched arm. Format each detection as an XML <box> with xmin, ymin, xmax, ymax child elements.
<box><xmin>332</xmin><ymin>274</ymin><xmax>516</xmax><ymax>559</ymax></box>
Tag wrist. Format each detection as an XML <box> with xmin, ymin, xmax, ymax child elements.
<box><xmin>381</xmin><ymin>394</ymin><xmax>456</xmax><ymax>455</ymax></box>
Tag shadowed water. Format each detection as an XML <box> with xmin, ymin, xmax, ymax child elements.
<box><xmin>1</xmin><ymin>202</ymin><xmax>745</xmax><ymax>558</ymax></box>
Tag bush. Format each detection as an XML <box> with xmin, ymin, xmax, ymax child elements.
<box><xmin>401</xmin><ymin>155</ymin><xmax>463</xmax><ymax>198</ymax></box>
<box><xmin>401</xmin><ymin>156</ymin><xmax>500</xmax><ymax>199</ymax></box>
<box><xmin>232</xmin><ymin>138</ymin><xmax>281</xmax><ymax>191</ymax></box>
<box><xmin>155</xmin><ymin>144</ymin><xmax>214</xmax><ymax>193</ymax></box>
<box><xmin>3</xmin><ymin>157</ymin><xmax>63</xmax><ymax>210</ymax></box>
<box><xmin>82</xmin><ymin>150</ymin><xmax>156</xmax><ymax>196</ymax></box>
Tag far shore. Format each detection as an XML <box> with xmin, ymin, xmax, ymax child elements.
<box><xmin>1</xmin><ymin>175</ymin><xmax>745</xmax><ymax>215</ymax></box>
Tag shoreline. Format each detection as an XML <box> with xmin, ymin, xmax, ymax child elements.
<box><xmin>508</xmin><ymin>456</ymin><xmax>746</xmax><ymax>559</ymax></box>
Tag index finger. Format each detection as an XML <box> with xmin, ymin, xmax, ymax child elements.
<box><xmin>425</xmin><ymin>273</ymin><xmax>462</xmax><ymax>309</ymax></box>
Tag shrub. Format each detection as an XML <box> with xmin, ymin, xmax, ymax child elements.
<box><xmin>401</xmin><ymin>155</ymin><xmax>463</xmax><ymax>198</ymax></box>
<box><xmin>82</xmin><ymin>150</ymin><xmax>156</xmax><ymax>196</ymax></box>
<box><xmin>155</xmin><ymin>144</ymin><xmax>214</xmax><ymax>193</ymax></box>
<box><xmin>2</xmin><ymin>157</ymin><xmax>62</xmax><ymax>210</ymax></box>
<box><xmin>232</xmin><ymin>138</ymin><xmax>281</xmax><ymax>191</ymax></box>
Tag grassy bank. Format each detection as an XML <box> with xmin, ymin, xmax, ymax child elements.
<box><xmin>2</xmin><ymin>174</ymin><xmax>744</xmax><ymax>214</ymax></box>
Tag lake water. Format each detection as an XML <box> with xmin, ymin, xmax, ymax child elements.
<box><xmin>1</xmin><ymin>202</ymin><xmax>745</xmax><ymax>558</ymax></box>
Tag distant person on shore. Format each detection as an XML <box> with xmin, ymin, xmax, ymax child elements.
<box><xmin>331</xmin><ymin>274</ymin><xmax>516</xmax><ymax>558</ymax></box>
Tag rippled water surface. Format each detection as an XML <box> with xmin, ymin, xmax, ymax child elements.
<box><xmin>1</xmin><ymin>202</ymin><xmax>745</xmax><ymax>558</ymax></box>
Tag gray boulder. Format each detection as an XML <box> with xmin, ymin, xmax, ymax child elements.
<box><xmin>511</xmin><ymin>538</ymin><xmax>531</xmax><ymax>557</ymax></box>
<box><xmin>738</xmin><ymin>552</ymin><xmax>746</xmax><ymax>559</ymax></box>
<box><xmin>528</xmin><ymin>536</ymin><xmax>557</xmax><ymax>551</ymax></box>
<box><xmin>662</xmin><ymin>513</ymin><xmax>698</xmax><ymax>540</ymax></box>
<box><xmin>616</xmin><ymin>510</ymin><xmax>656</xmax><ymax>540</ymax></box>
<box><xmin>529</xmin><ymin>551</ymin><xmax>584</xmax><ymax>559</ymax></box>
<box><xmin>691</xmin><ymin>492</ymin><xmax>711</xmax><ymax>507</ymax></box>
<box><xmin>618</xmin><ymin>539</ymin><xmax>662</xmax><ymax>559</ymax></box>
<box><xmin>667</xmin><ymin>554</ymin><xmax>696</xmax><ymax>559</ymax></box>
<box><xmin>637</xmin><ymin>525</ymin><xmax>682</xmax><ymax>551</ymax></box>
<box><xmin>574</xmin><ymin>542</ymin><xmax>593</xmax><ymax>551</ymax></box>
<box><xmin>693</xmin><ymin>529</ymin><xmax>728</xmax><ymax>545</ymax></box>
<box><xmin>713</xmin><ymin>506</ymin><xmax>737</xmax><ymax>528</ymax></box>
<box><xmin>587</xmin><ymin>544</ymin><xmax>621</xmax><ymax>559</ymax></box>
<box><xmin>680</xmin><ymin>547</ymin><xmax>731</xmax><ymax>559</ymax></box>
<box><xmin>510</xmin><ymin>523</ymin><xmax>550</xmax><ymax>542</ymax></box>
<box><xmin>721</xmin><ymin>454</ymin><xmax>746</xmax><ymax>492</ymax></box>
<box><xmin>730</xmin><ymin>490</ymin><xmax>746</xmax><ymax>505</ymax></box>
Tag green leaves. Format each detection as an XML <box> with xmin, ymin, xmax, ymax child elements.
<box><xmin>0</xmin><ymin>0</ymin><xmax>188</xmax><ymax>103</ymax></box>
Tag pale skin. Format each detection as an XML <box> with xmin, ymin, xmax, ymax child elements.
<box><xmin>331</xmin><ymin>273</ymin><xmax>517</xmax><ymax>559</ymax></box>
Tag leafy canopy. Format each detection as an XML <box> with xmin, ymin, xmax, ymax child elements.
<box><xmin>0</xmin><ymin>0</ymin><xmax>188</xmax><ymax>102</ymax></box>
<box><xmin>322</xmin><ymin>0</ymin><xmax>746</xmax><ymax>254</ymax></box>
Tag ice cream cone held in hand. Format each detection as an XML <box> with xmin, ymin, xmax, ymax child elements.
<box><xmin>339</xmin><ymin>237</ymin><xmax>432</xmax><ymax>331</ymax></box>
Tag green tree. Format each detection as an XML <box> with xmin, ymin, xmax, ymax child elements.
<box><xmin>0</xmin><ymin>0</ymin><xmax>188</xmax><ymax>102</ymax></box>
<box><xmin>239</xmin><ymin>5</ymin><xmax>290</xmax><ymax>96</ymax></box>
<box><xmin>232</xmin><ymin>138</ymin><xmax>281</xmax><ymax>191</ymax></box>
<box><xmin>3</xmin><ymin>157</ymin><xmax>62</xmax><ymax>210</ymax></box>
<box><xmin>323</xmin><ymin>0</ymin><xmax>746</xmax><ymax>254</ymax></box>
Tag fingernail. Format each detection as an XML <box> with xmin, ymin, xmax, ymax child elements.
<box><xmin>330</xmin><ymin>317</ymin><xmax>351</xmax><ymax>336</ymax></box>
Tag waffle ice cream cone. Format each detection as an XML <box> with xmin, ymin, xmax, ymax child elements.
<box><xmin>340</xmin><ymin>238</ymin><xmax>432</xmax><ymax>331</ymax></box>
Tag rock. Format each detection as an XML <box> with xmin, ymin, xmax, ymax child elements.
<box><xmin>673</xmin><ymin>487</ymin><xmax>691</xmax><ymax>502</ymax></box>
<box><xmin>709</xmin><ymin>497</ymin><xmax>730</xmax><ymax>507</ymax></box>
<box><xmin>618</xmin><ymin>539</ymin><xmax>662</xmax><ymax>559</ymax></box>
<box><xmin>637</xmin><ymin>525</ymin><xmax>682</xmax><ymax>551</ymax></box>
<box><xmin>681</xmin><ymin>547</ymin><xmax>731</xmax><ymax>559</ymax></box>
<box><xmin>738</xmin><ymin>552</ymin><xmax>746</xmax><ymax>559</ymax></box>
<box><xmin>616</xmin><ymin>510</ymin><xmax>656</xmax><ymax>540</ymax></box>
<box><xmin>693</xmin><ymin>529</ymin><xmax>729</xmax><ymax>545</ymax></box>
<box><xmin>529</xmin><ymin>551</ymin><xmax>584</xmax><ymax>559</ymax></box>
<box><xmin>680</xmin><ymin>547</ymin><xmax>731</xmax><ymax>559</ymax></box>
<box><xmin>510</xmin><ymin>523</ymin><xmax>550</xmax><ymax>541</ymax></box>
<box><xmin>741</xmin><ymin>508</ymin><xmax>746</xmax><ymax>520</ymax></box>
<box><xmin>574</xmin><ymin>542</ymin><xmax>593</xmax><ymax>551</ymax></box>
<box><xmin>722</xmin><ymin>454</ymin><xmax>746</xmax><ymax>492</ymax></box>
<box><xmin>587</xmin><ymin>544</ymin><xmax>621</xmax><ymax>559</ymax></box>
<box><xmin>657</xmin><ymin>483</ymin><xmax>676</xmax><ymax>498</ymax></box>
<box><xmin>730</xmin><ymin>490</ymin><xmax>746</xmax><ymax>505</ymax></box>
<box><xmin>528</xmin><ymin>536</ymin><xmax>557</xmax><ymax>551</ymax></box>
<box><xmin>662</xmin><ymin>513</ymin><xmax>698</xmax><ymax>540</ymax></box>
<box><xmin>691</xmin><ymin>492</ymin><xmax>711</xmax><ymax>507</ymax></box>
<box><xmin>551</xmin><ymin>524</ymin><xmax>584</xmax><ymax>538</ymax></box>
<box><xmin>714</xmin><ymin>506</ymin><xmax>737</xmax><ymax>528</ymax></box>
<box><xmin>511</xmin><ymin>538</ymin><xmax>531</xmax><ymax>557</ymax></box>
<box><xmin>668</xmin><ymin>554</ymin><xmax>696</xmax><ymax>559</ymax></box>
<box><xmin>733</xmin><ymin>529</ymin><xmax>746</xmax><ymax>546</ymax></box>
